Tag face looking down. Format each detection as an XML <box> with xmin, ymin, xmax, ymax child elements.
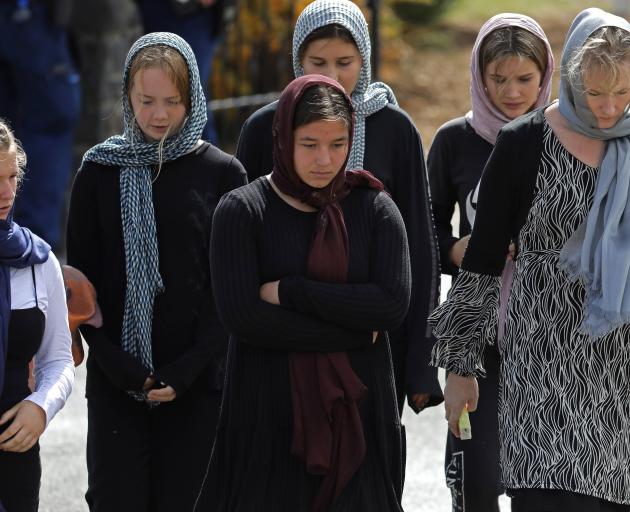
<box><xmin>293</xmin><ymin>119</ymin><xmax>350</xmax><ymax>189</ymax></box>
<box><xmin>0</xmin><ymin>150</ymin><xmax>18</xmax><ymax>221</ymax></box>
<box><xmin>484</xmin><ymin>56</ymin><xmax>543</xmax><ymax>119</ymax></box>
<box><xmin>301</xmin><ymin>37</ymin><xmax>363</xmax><ymax>95</ymax></box>
<box><xmin>583</xmin><ymin>61</ymin><xmax>630</xmax><ymax>129</ymax></box>
<box><xmin>129</xmin><ymin>66</ymin><xmax>187</xmax><ymax>142</ymax></box>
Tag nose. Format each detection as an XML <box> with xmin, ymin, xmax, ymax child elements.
<box><xmin>319</xmin><ymin>64</ymin><xmax>339</xmax><ymax>83</ymax></box>
<box><xmin>601</xmin><ymin>95</ymin><xmax>616</xmax><ymax>116</ymax></box>
<box><xmin>153</xmin><ymin>103</ymin><xmax>168</xmax><ymax>120</ymax></box>
<box><xmin>315</xmin><ymin>147</ymin><xmax>332</xmax><ymax>166</ymax></box>
<box><xmin>503</xmin><ymin>80</ymin><xmax>520</xmax><ymax>99</ymax></box>
<box><xmin>0</xmin><ymin>179</ymin><xmax>15</xmax><ymax>200</ymax></box>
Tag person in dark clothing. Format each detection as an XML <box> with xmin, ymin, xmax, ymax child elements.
<box><xmin>427</xmin><ymin>14</ymin><xmax>553</xmax><ymax>512</ymax></box>
<box><xmin>66</xmin><ymin>32</ymin><xmax>246</xmax><ymax>512</ymax></box>
<box><xmin>196</xmin><ymin>74</ymin><xmax>409</xmax><ymax>511</ymax></box>
<box><xmin>0</xmin><ymin>0</ymin><xmax>81</xmax><ymax>249</ymax></box>
<box><xmin>431</xmin><ymin>8</ymin><xmax>630</xmax><ymax>511</ymax></box>
<box><xmin>0</xmin><ymin>120</ymin><xmax>74</xmax><ymax>512</ymax></box>
<box><xmin>236</xmin><ymin>0</ymin><xmax>441</xmax><ymax>417</ymax></box>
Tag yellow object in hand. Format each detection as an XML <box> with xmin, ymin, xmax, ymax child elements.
<box><xmin>459</xmin><ymin>406</ymin><xmax>472</xmax><ymax>440</ymax></box>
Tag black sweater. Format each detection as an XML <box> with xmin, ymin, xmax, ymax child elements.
<box><xmin>427</xmin><ymin>116</ymin><xmax>493</xmax><ymax>275</ymax></box>
<box><xmin>210</xmin><ymin>177</ymin><xmax>411</xmax><ymax>351</ymax></box>
<box><xmin>236</xmin><ymin>101</ymin><xmax>442</xmax><ymax>404</ymax></box>
<box><xmin>66</xmin><ymin>142</ymin><xmax>247</xmax><ymax>397</ymax></box>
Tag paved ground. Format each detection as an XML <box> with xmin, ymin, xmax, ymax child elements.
<box><xmin>37</xmin><ymin>277</ymin><xmax>511</xmax><ymax>510</ymax></box>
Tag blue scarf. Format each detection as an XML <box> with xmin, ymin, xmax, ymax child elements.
<box><xmin>81</xmin><ymin>32</ymin><xmax>207</xmax><ymax>395</ymax></box>
<box><xmin>557</xmin><ymin>8</ymin><xmax>630</xmax><ymax>337</ymax></box>
<box><xmin>0</xmin><ymin>207</ymin><xmax>50</xmax><ymax>398</ymax></box>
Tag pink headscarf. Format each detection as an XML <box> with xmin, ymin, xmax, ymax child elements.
<box><xmin>466</xmin><ymin>13</ymin><xmax>554</xmax><ymax>144</ymax></box>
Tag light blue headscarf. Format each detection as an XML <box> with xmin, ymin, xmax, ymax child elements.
<box><xmin>558</xmin><ymin>9</ymin><xmax>630</xmax><ymax>337</ymax></box>
<box><xmin>292</xmin><ymin>0</ymin><xmax>397</xmax><ymax>170</ymax></box>
<box><xmin>82</xmin><ymin>33</ymin><xmax>207</xmax><ymax>394</ymax></box>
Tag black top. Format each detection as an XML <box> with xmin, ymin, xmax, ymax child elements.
<box><xmin>66</xmin><ymin>142</ymin><xmax>247</xmax><ymax>398</ymax></box>
<box><xmin>236</xmin><ymin>101</ymin><xmax>442</xmax><ymax>404</ymax></box>
<box><xmin>201</xmin><ymin>177</ymin><xmax>409</xmax><ymax>510</ymax></box>
<box><xmin>0</xmin><ymin>268</ymin><xmax>45</xmax><ymax>419</ymax></box>
<box><xmin>427</xmin><ymin>116</ymin><xmax>493</xmax><ymax>275</ymax></box>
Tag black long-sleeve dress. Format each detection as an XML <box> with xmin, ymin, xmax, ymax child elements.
<box><xmin>198</xmin><ymin>177</ymin><xmax>411</xmax><ymax>511</ymax></box>
<box><xmin>67</xmin><ymin>142</ymin><xmax>247</xmax><ymax>511</ymax></box>
<box><xmin>236</xmin><ymin>101</ymin><xmax>441</xmax><ymax>412</ymax></box>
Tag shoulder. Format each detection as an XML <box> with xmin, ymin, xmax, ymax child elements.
<box><xmin>72</xmin><ymin>158</ymin><xmax>118</xmax><ymax>191</ymax></box>
<box><xmin>241</xmin><ymin>101</ymin><xmax>277</xmax><ymax>134</ymax></box>
<box><xmin>38</xmin><ymin>252</ymin><xmax>63</xmax><ymax>291</ymax></box>
<box><xmin>216</xmin><ymin>177</ymin><xmax>269</xmax><ymax>217</ymax></box>
<box><xmin>498</xmin><ymin>107</ymin><xmax>546</xmax><ymax>143</ymax></box>
<box><xmin>194</xmin><ymin>142</ymin><xmax>246</xmax><ymax>174</ymax></box>
<box><xmin>433</xmin><ymin>116</ymin><xmax>470</xmax><ymax>139</ymax></box>
<box><xmin>367</xmin><ymin>103</ymin><xmax>418</xmax><ymax>133</ymax></box>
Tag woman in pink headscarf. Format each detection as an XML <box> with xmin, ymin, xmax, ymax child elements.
<box><xmin>427</xmin><ymin>13</ymin><xmax>554</xmax><ymax>512</ymax></box>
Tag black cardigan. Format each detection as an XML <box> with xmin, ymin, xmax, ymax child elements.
<box><xmin>462</xmin><ymin>108</ymin><xmax>545</xmax><ymax>276</ymax></box>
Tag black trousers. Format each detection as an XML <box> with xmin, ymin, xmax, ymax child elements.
<box><xmin>445</xmin><ymin>346</ymin><xmax>503</xmax><ymax>512</ymax></box>
<box><xmin>510</xmin><ymin>489</ymin><xmax>630</xmax><ymax>512</ymax></box>
<box><xmin>85</xmin><ymin>387</ymin><xmax>221</xmax><ymax>512</ymax></box>
<box><xmin>0</xmin><ymin>442</ymin><xmax>40</xmax><ymax>512</ymax></box>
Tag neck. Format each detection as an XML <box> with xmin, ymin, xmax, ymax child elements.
<box><xmin>267</xmin><ymin>175</ymin><xmax>317</xmax><ymax>212</ymax></box>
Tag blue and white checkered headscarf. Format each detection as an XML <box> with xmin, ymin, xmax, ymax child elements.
<box><xmin>82</xmin><ymin>33</ymin><xmax>207</xmax><ymax>388</ymax></box>
<box><xmin>293</xmin><ymin>0</ymin><xmax>397</xmax><ymax>170</ymax></box>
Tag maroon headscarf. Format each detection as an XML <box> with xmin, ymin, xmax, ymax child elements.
<box><xmin>271</xmin><ymin>75</ymin><xmax>384</xmax><ymax>510</ymax></box>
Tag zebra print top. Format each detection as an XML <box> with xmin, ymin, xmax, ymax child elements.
<box><xmin>430</xmin><ymin>119</ymin><xmax>630</xmax><ymax>504</ymax></box>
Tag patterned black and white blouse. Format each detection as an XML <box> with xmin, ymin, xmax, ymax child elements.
<box><xmin>430</xmin><ymin>111</ymin><xmax>630</xmax><ymax>505</ymax></box>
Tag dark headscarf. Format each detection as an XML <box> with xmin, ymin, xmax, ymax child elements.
<box><xmin>271</xmin><ymin>74</ymin><xmax>384</xmax><ymax>510</ymax></box>
<box><xmin>0</xmin><ymin>206</ymin><xmax>50</xmax><ymax>398</ymax></box>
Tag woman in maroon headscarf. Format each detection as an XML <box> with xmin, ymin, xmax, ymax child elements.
<box><xmin>197</xmin><ymin>75</ymin><xmax>410</xmax><ymax>511</ymax></box>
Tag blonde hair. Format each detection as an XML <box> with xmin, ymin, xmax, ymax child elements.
<box><xmin>0</xmin><ymin>119</ymin><xmax>25</xmax><ymax>183</ymax></box>
<box><xmin>567</xmin><ymin>26</ymin><xmax>630</xmax><ymax>91</ymax></box>
<box><xmin>128</xmin><ymin>44</ymin><xmax>191</xmax><ymax>111</ymax></box>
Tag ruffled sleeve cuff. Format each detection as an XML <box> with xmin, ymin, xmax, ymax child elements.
<box><xmin>429</xmin><ymin>269</ymin><xmax>500</xmax><ymax>377</ymax></box>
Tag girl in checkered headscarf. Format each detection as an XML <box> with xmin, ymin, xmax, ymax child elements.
<box><xmin>67</xmin><ymin>32</ymin><xmax>247</xmax><ymax>510</ymax></box>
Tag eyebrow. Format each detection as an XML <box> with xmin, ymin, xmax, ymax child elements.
<box><xmin>298</xmin><ymin>135</ymin><xmax>349</xmax><ymax>142</ymax></box>
<box><xmin>307</xmin><ymin>55</ymin><xmax>356</xmax><ymax>60</ymax></box>
<box><xmin>137</xmin><ymin>93</ymin><xmax>181</xmax><ymax>100</ymax></box>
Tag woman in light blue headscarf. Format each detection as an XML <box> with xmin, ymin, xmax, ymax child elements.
<box><xmin>429</xmin><ymin>7</ymin><xmax>630</xmax><ymax>510</ymax></box>
<box><xmin>66</xmin><ymin>32</ymin><xmax>246</xmax><ymax>512</ymax></box>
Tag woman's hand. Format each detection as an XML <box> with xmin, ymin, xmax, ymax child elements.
<box><xmin>260</xmin><ymin>281</ymin><xmax>280</xmax><ymax>305</ymax></box>
<box><xmin>410</xmin><ymin>393</ymin><xmax>431</xmax><ymax>412</ymax></box>
<box><xmin>0</xmin><ymin>400</ymin><xmax>46</xmax><ymax>452</ymax></box>
<box><xmin>507</xmin><ymin>242</ymin><xmax>516</xmax><ymax>261</ymax></box>
<box><xmin>449</xmin><ymin>235</ymin><xmax>471</xmax><ymax>268</ymax></box>
<box><xmin>146</xmin><ymin>385</ymin><xmax>177</xmax><ymax>402</ymax></box>
<box><xmin>444</xmin><ymin>373</ymin><xmax>478</xmax><ymax>438</ymax></box>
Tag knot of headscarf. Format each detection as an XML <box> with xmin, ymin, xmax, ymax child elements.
<box><xmin>271</xmin><ymin>74</ymin><xmax>383</xmax><ymax>510</ymax></box>
<box><xmin>82</xmin><ymin>32</ymin><xmax>207</xmax><ymax>397</ymax></box>
<box><xmin>0</xmin><ymin>208</ymin><xmax>49</xmax><ymax>399</ymax></box>
<box><xmin>292</xmin><ymin>0</ymin><xmax>398</xmax><ymax>170</ymax></box>
<box><xmin>556</xmin><ymin>8</ymin><xmax>630</xmax><ymax>338</ymax></box>
<box><xmin>466</xmin><ymin>12</ymin><xmax>554</xmax><ymax>144</ymax></box>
